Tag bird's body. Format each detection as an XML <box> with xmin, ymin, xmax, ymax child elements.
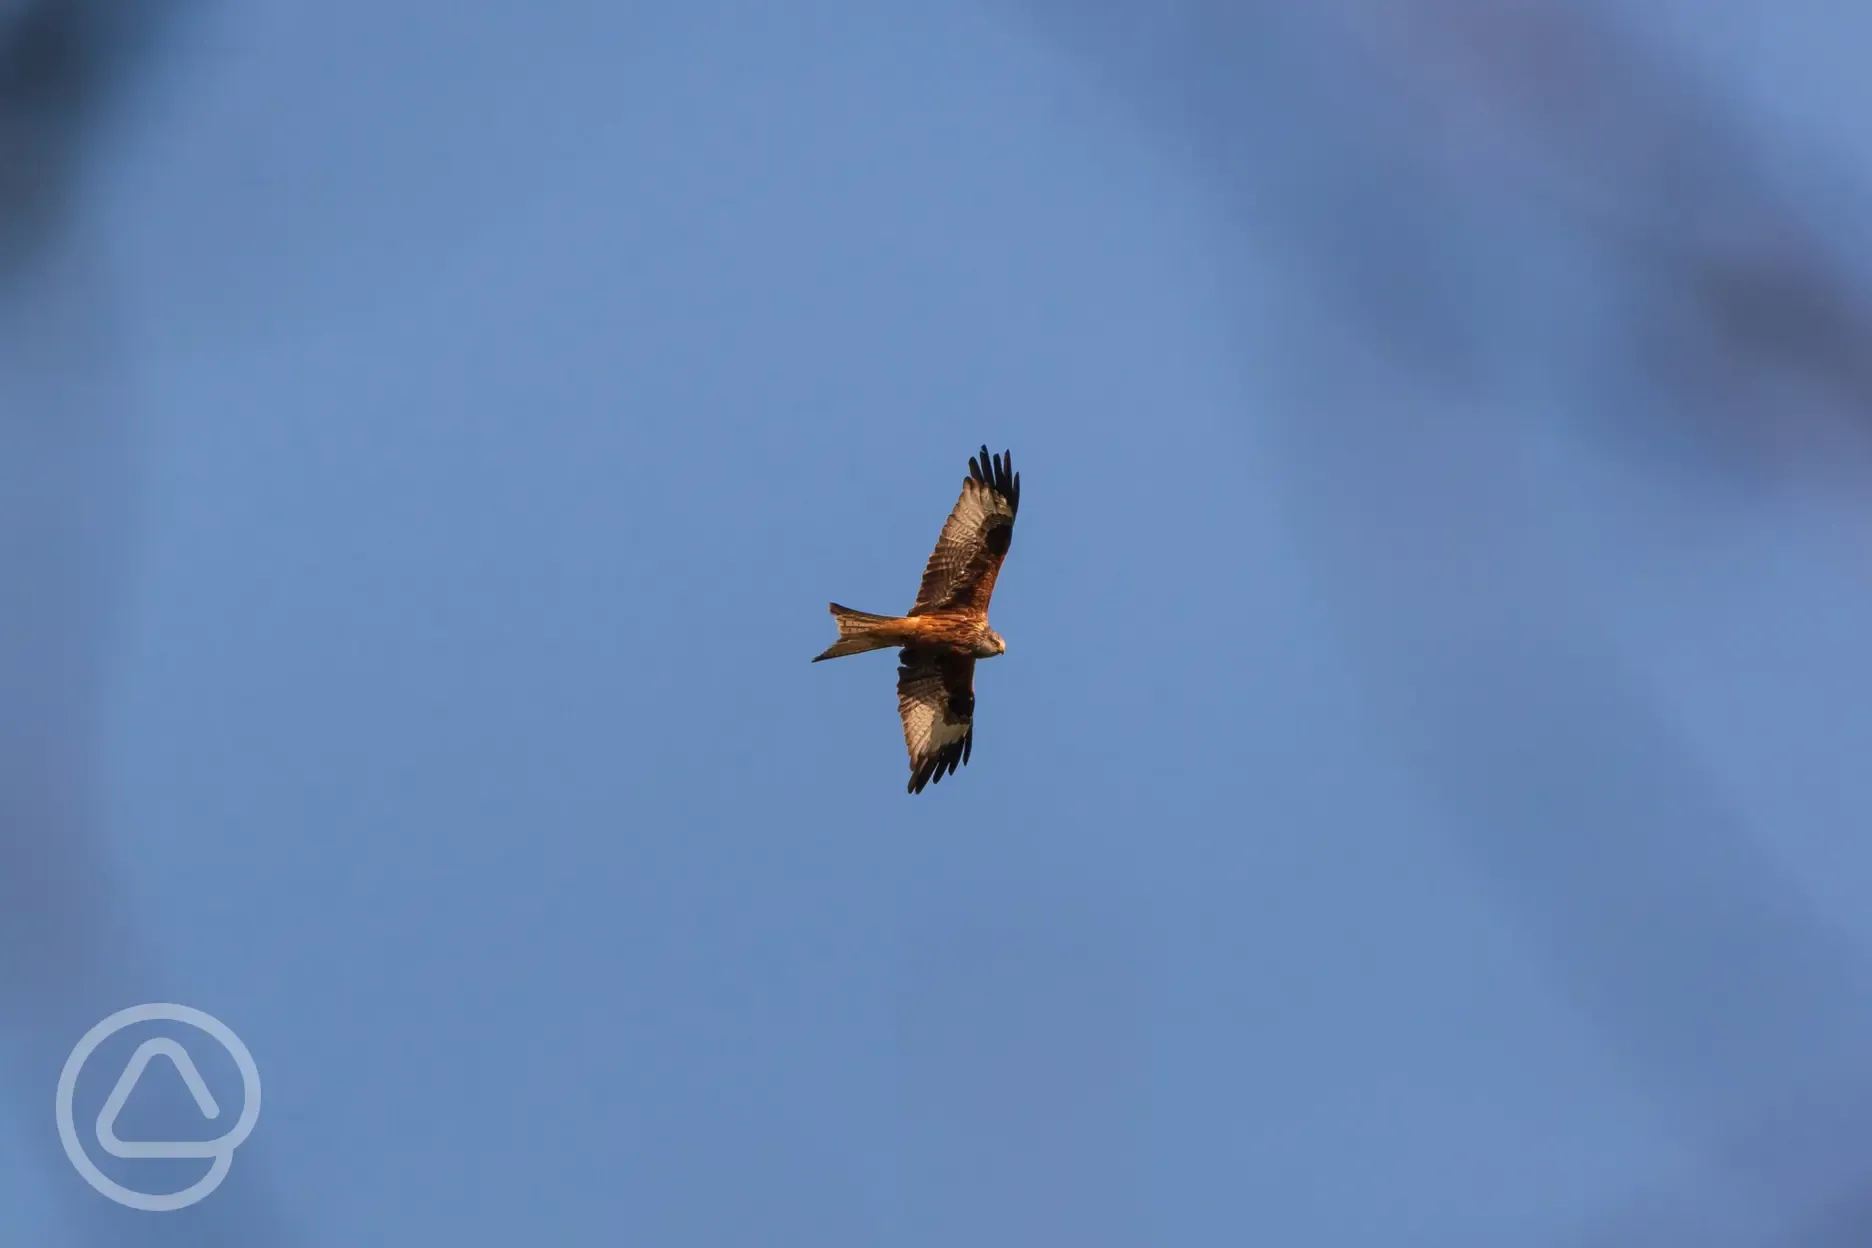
<box><xmin>815</xmin><ymin>607</ymin><xmax>1001</xmax><ymax>659</ymax></box>
<box><xmin>813</xmin><ymin>446</ymin><xmax>1020</xmax><ymax>794</ymax></box>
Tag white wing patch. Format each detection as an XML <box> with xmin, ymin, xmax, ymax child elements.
<box><xmin>899</xmin><ymin>693</ymin><xmax>965</xmax><ymax>755</ymax></box>
<box><xmin>927</xmin><ymin>716</ymin><xmax>968</xmax><ymax>747</ymax></box>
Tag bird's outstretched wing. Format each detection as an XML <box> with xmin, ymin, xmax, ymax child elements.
<box><xmin>897</xmin><ymin>647</ymin><xmax>975</xmax><ymax>794</ymax></box>
<box><xmin>909</xmin><ymin>446</ymin><xmax>1020</xmax><ymax>615</ymax></box>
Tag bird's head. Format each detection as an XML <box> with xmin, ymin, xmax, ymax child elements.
<box><xmin>977</xmin><ymin>628</ymin><xmax>1008</xmax><ymax>659</ymax></box>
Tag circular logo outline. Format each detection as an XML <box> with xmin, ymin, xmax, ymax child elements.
<box><xmin>55</xmin><ymin>1003</ymin><xmax>262</xmax><ymax>1212</ymax></box>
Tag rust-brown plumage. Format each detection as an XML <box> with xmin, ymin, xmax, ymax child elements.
<box><xmin>812</xmin><ymin>446</ymin><xmax>1021</xmax><ymax>793</ymax></box>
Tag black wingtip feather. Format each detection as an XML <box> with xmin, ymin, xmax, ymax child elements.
<box><xmin>907</xmin><ymin>733</ymin><xmax>973</xmax><ymax>796</ymax></box>
<box><xmin>966</xmin><ymin>444</ymin><xmax>1019</xmax><ymax>515</ymax></box>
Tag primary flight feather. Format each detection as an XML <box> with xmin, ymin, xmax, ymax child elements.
<box><xmin>812</xmin><ymin>445</ymin><xmax>1021</xmax><ymax>794</ymax></box>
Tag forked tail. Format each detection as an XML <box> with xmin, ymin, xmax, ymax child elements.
<box><xmin>812</xmin><ymin>603</ymin><xmax>908</xmax><ymax>662</ymax></box>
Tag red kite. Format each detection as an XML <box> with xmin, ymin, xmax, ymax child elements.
<box><xmin>813</xmin><ymin>446</ymin><xmax>1020</xmax><ymax>794</ymax></box>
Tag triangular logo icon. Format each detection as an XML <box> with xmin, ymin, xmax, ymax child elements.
<box><xmin>95</xmin><ymin>1038</ymin><xmax>224</xmax><ymax>1160</ymax></box>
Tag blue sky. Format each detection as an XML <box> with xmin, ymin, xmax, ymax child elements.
<box><xmin>7</xmin><ymin>1</ymin><xmax>1872</xmax><ymax>1244</ymax></box>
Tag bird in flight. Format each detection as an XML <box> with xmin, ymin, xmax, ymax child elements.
<box><xmin>813</xmin><ymin>445</ymin><xmax>1021</xmax><ymax>794</ymax></box>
